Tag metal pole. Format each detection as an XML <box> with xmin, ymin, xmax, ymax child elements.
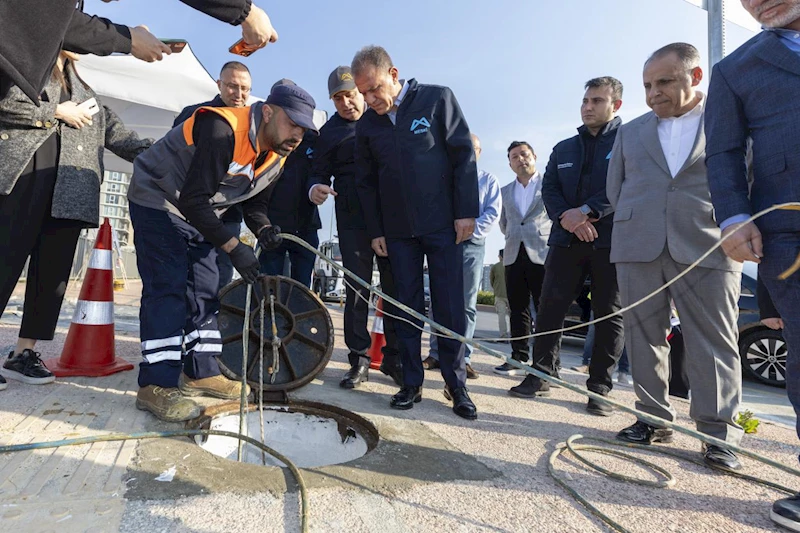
<box><xmin>706</xmin><ymin>0</ymin><xmax>726</xmax><ymax>66</ymax></box>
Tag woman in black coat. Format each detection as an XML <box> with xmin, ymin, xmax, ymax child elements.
<box><xmin>0</xmin><ymin>51</ymin><xmax>152</xmax><ymax>390</ymax></box>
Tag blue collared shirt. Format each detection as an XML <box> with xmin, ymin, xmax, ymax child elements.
<box><xmin>720</xmin><ymin>28</ymin><xmax>800</xmax><ymax>230</ymax></box>
<box><xmin>472</xmin><ymin>169</ymin><xmax>501</xmax><ymax>242</ymax></box>
<box><xmin>387</xmin><ymin>80</ymin><xmax>409</xmax><ymax>125</ymax></box>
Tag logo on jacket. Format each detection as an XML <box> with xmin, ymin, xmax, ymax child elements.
<box><xmin>557</xmin><ymin>163</ymin><xmax>574</xmax><ymax>169</ymax></box>
<box><xmin>606</xmin><ymin>151</ymin><xmax>612</xmax><ymax>160</ymax></box>
<box><xmin>410</xmin><ymin>117</ymin><xmax>431</xmax><ymax>134</ymax></box>
<box><xmin>306</xmin><ymin>147</ymin><xmax>314</xmax><ymax>157</ymax></box>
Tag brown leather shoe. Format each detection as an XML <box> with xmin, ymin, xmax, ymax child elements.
<box><xmin>422</xmin><ymin>356</ymin><xmax>440</xmax><ymax>370</ymax></box>
<box><xmin>136</xmin><ymin>386</ymin><xmax>202</xmax><ymax>422</ymax></box>
<box><xmin>178</xmin><ymin>373</ymin><xmax>250</xmax><ymax>400</ymax></box>
<box><xmin>465</xmin><ymin>364</ymin><xmax>479</xmax><ymax>380</ymax></box>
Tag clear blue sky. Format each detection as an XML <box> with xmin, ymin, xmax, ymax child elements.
<box><xmin>92</xmin><ymin>0</ymin><xmax>758</xmax><ymax>260</ymax></box>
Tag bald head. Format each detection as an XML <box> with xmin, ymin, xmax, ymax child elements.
<box><xmin>471</xmin><ymin>134</ymin><xmax>482</xmax><ymax>161</ymax></box>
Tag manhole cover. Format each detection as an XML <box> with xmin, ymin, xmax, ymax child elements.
<box><xmin>194</xmin><ymin>402</ymin><xmax>379</xmax><ymax>468</ymax></box>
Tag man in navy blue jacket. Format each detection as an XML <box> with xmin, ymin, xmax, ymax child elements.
<box><xmin>352</xmin><ymin>46</ymin><xmax>479</xmax><ymax>420</ymax></box>
<box><xmin>705</xmin><ymin>2</ymin><xmax>800</xmax><ymax>529</ymax></box>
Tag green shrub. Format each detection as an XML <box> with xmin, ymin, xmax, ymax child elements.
<box><xmin>477</xmin><ymin>291</ymin><xmax>495</xmax><ymax>306</ymax></box>
<box><xmin>736</xmin><ymin>410</ymin><xmax>760</xmax><ymax>434</ymax></box>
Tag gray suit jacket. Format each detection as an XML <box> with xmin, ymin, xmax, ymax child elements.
<box><xmin>499</xmin><ymin>177</ymin><xmax>552</xmax><ymax>266</ymax></box>
<box><xmin>606</xmin><ymin>110</ymin><xmax>739</xmax><ymax>272</ymax></box>
<box><xmin>0</xmin><ymin>62</ymin><xmax>151</xmax><ymax>227</ymax></box>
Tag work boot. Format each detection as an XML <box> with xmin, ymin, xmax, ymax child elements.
<box><xmin>178</xmin><ymin>373</ymin><xmax>249</xmax><ymax>400</ymax></box>
<box><xmin>339</xmin><ymin>363</ymin><xmax>369</xmax><ymax>389</ymax></box>
<box><xmin>136</xmin><ymin>386</ymin><xmax>202</xmax><ymax>422</ymax></box>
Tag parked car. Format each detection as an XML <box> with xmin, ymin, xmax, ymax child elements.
<box><xmin>738</xmin><ymin>262</ymin><xmax>787</xmax><ymax>387</ymax></box>
<box><xmin>563</xmin><ymin>263</ymin><xmax>787</xmax><ymax>387</ymax></box>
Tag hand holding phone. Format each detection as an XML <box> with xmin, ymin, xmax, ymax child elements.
<box><xmin>78</xmin><ymin>97</ymin><xmax>100</xmax><ymax>117</ymax></box>
<box><xmin>161</xmin><ymin>39</ymin><xmax>187</xmax><ymax>54</ymax></box>
<box><xmin>229</xmin><ymin>38</ymin><xmax>260</xmax><ymax>57</ymax></box>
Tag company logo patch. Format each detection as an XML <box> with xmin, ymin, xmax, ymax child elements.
<box><xmin>341</xmin><ymin>72</ymin><xmax>353</xmax><ymax>81</ymax></box>
<box><xmin>557</xmin><ymin>163</ymin><xmax>574</xmax><ymax>169</ymax></box>
<box><xmin>410</xmin><ymin>117</ymin><xmax>431</xmax><ymax>134</ymax></box>
<box><xmin>306</xmin><ymin>147</ymin><xmax>314</xmax><ymax>158</ymax></box>
<box><xmin>606</xmin><ymin>151</ymin><xmax>612</xmax><ymax>160</ymax></box>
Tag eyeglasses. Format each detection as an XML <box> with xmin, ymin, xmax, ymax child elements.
<box><xmin>222</xmin><ymin>82</ymin><xmax>251</xmax><ymax>94</ymax></box>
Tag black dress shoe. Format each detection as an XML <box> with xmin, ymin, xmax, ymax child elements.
<box><xmin>421</xmin><ymin>356</ymin><xmax>440</xmax><ymax>370</ymax></box>
<box><xmin>379</xmin><ymin>360</ymin><xmax>403</xmax><ymax>387</ymax></box>
<box><xmin>586</xmin><ymin>397</ymin><xmax>613</xmax><ymax>417</ymax></box>
<box><xmin>702</xmin><ymin>443</ymin><xmax>742</xmax><ymax>472</ymax></box>
<box><xmin>390</xmin><ymin>386</ymin><xmax>422</xmax><ymax>410</ymax></box>
<box><xmin>616</xmin><ymin>420</ymin><xmax>673</xmax><ymax>445</ymax></box>
<box><xmin>771</xmin><ymin>493</ymin><xmax>800</xmax><ymax>532</ymax></box>
<box><xmin>444</xmin><ymin>385</ymin><xmax>477</xmax><ymax>420</ymax></box>
<box><xmin>339</xmin><ymin>364</ymin><xmax>369</xmax><ymax>389</ymax></box>
<box><xmin>508</xmin><ymin>375</ymin><xmax>551</xmax><ymax>398</ymax></box>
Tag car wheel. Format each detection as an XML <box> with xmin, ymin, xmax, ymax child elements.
<box><xmin>740</xmin><ymin>328</ymin><xmax>787</xmax><ymax>387</ymax></box>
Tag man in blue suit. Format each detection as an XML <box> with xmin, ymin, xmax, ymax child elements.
<box><xmin>705</xmin><ymin>2</ymin><xmax>800</xmax><ymax>530</ymax></box>
<box><xmin>352</xmin><ymin>45</ymin><xmax>480</xmax><ymax>420</ymax></box>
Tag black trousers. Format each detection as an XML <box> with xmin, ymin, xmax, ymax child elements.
<box><xmin>0</xmin><ymin>134</ymin><xmax>82</xmax><ymax>341</ymax></box>
<box><xmin>533</xmin><ymin>243</ymin><xmax>624</xmax><ymax>394</ymax></box>
<box><xmin>338</xmin><ymin>228</ymin><xmax>399</xmax><ymax>367</ymax></box>
<box><xmin>505</xmin><ymin>244</ymin><xmax>546</xmax><ymax>362</ymax></box>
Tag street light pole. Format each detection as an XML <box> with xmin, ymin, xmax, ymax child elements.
<box><xmin>704</xmin><ymin>0</ymin><xmax>726</xmax><ymax>66</ymax></box>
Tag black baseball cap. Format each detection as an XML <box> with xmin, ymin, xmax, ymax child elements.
<box><xmin>271</xmin><ymin>78</ymin><xmax>295</xmax><ymax>91</ymax></box>
<box><xmin>266</xmin><ymin>84</ymin><xmax>318</xmax><ymax>134</ymax></box>
<box><xmin>328</xmin><ymin>66</ymin><xmax>356</xmax><ymax>98</ymax></box>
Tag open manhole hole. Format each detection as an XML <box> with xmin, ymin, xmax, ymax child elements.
<box><xmin>193</xmin><ymin>401</ymin><xmax>379</xmax><ymax>468</ymax></box>
<box><xmin>196</xmin><ymin>276</ymin><xmax>379</xmax><ymax>468</ymax></box>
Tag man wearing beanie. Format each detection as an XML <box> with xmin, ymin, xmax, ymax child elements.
<box><xmin>127</xmin><ymin>83</ymin><xmax>318</xmax><ymax>422</ymax></box>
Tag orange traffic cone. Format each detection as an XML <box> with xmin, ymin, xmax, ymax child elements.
<box><xmin>368</xmin><ymin>297</ymin><xmax>387</xmax><ymax>370</ymax></box>
<box><xmin>44</xmin><ymin>219</ymin><xmax>133</xmax><ymax>377</ymax></box>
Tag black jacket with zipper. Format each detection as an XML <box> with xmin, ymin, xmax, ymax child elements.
<box><xmin>542</xmin><ymin>116</ymin><xmax>621</xmax><ymax>249</ymax></box>
<box><xmin>354</xmin><ymin>78</ymin><xmax>479</xmax><ymax>240</ymax></box>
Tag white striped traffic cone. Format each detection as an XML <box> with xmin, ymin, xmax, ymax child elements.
<box><xmin>44</xmin><ymin>219</ymin><xmax>133</xmax><ymax>377</ymax></box>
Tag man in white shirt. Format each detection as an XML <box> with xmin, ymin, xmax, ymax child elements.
<box><xmin>606</xmin><ymin>43</ymin><xmax>744</xmax><ymax>472</ymax></box>
<box><xmin>494</xmin><ymin>141</ymin><xmax>552</xmax><ymax>375</ymax></box>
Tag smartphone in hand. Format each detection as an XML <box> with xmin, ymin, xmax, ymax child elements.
<box><xmin>229</xmin><ymin>38</ymin><xmax>258</xmax><ymax>57</ymax></box>
<box><xmin>161</xmin><ymin>39</ymin><xmax>187</xmax><ymax>53</ymax></box>
<box><xmin>78</xmin><ymin>97</ymin><xmax>100</xmax><ymax>117</ymax></box>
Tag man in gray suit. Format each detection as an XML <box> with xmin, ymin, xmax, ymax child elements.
<box><xmin>607</xmin><ymin>43</ymin><xmax>743</xmax><ymax>472</ymax></box>
<box><xmin>494</xmin><ymin>141</ymin><xmax>552</xmax><ymax>374</ymax></box>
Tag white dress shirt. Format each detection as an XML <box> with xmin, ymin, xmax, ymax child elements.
<box><xmin>514</xmin><ymin>172</ymin><xmax>541</xmax><ymax>216</ymax></box>
<box><xmin>387</xmin><ymin>80</ymin><xmax>409</xmax><ymax>125</ymax></box>
<box><xmin>657</xmin><ymin>93</ymin><xmax>704</xmax><ymax>178</ymax></box>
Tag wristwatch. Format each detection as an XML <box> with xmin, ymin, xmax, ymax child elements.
<box><xmin>579</xmin><ymin>204</ymin><xmax>593</xmax><ymax>217</ymax></box>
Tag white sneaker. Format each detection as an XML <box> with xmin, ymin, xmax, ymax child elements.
<box><xmin>616</xmin><ymin>372</ymin><xmax>632</xmax><ymax>385</ymax></box>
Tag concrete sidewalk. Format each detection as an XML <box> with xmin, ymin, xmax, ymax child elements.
<box><xmin>0</xmin><ymin>304</ymin><xmax>798</xmax><ymax>532</ymax></box>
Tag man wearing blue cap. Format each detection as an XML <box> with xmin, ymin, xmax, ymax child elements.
<box><xmin>127</xmin><ymin>83</ymin><xmax>318</xmax><ymax>422</ymax></box>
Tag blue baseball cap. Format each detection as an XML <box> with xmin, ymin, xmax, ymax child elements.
<box><xmin>266</xmin><ymin>84</ymin><xmax>318</xmax><ymax>134</ymax></box>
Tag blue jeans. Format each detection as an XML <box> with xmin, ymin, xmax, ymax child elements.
<box><xmin>258</xmin><ymin>230</ymin><xmax>319</xmax><ymax>288</ymax></box>
<box><xmin>429</xmin><ymin>240</ymin><xmax>485</xmax><ymax>364</ymax></box>
<box><xmin>758</xmin><ymin>232</ymin><xmax>800</xmax><ymax>439</ymax></box>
